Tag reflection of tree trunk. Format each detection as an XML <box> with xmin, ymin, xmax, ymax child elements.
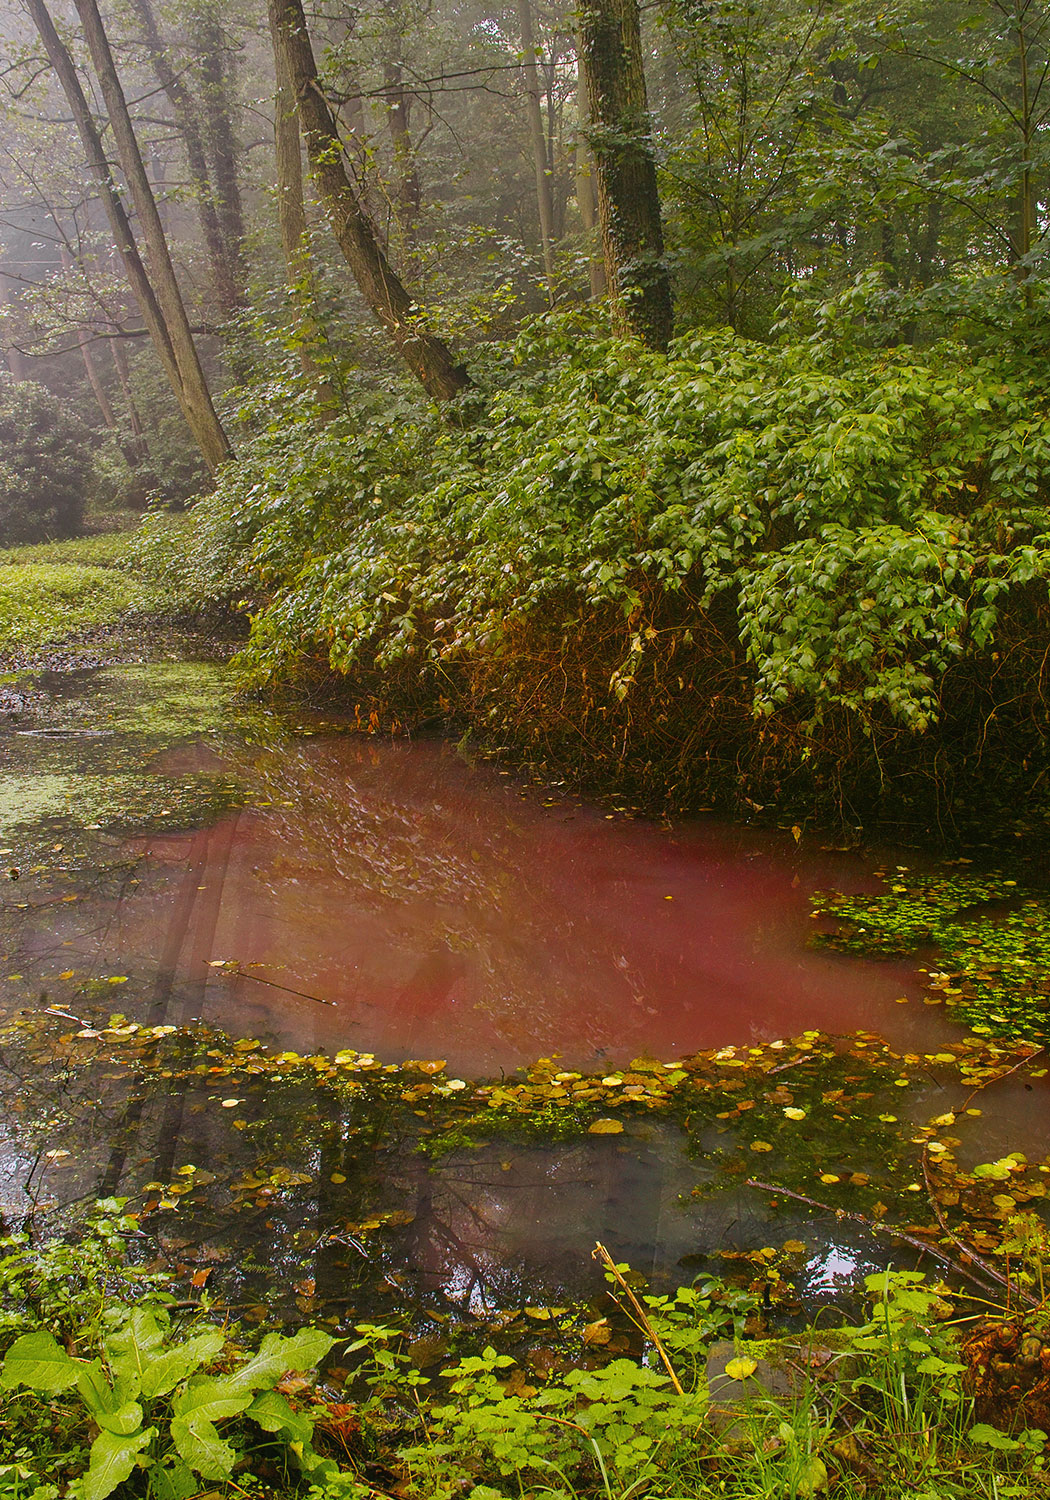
<box><xmin>24</xmin><ymin>0</ymin><xmax>230</xmax><ymax>473</ymax></box>
<box><xmin>519</xmin><ymin>0</ymin><xmax>556</xmax><ymax>300</ymax></box>
<box><xmin>70</xmin><ymin>0</ymin><xmax>233</xmax><ymax>472</ymax></box>
<box><xmin>575</xmin><ymin>131</ymin><xmax>607</xmax><ymax>297</ymax></box>
<box><xmin>269</xmin><ymin>0</ymin><xmax>468</xmax><ymax>400</ymax></box>
<box><xmin>577</xmin><ymin>0</ymin><xmax>673</xmax><ymax>348</ymax></box>
<box><xmin>126</xmin><ymin>0</ymin><xmax>243</xmax><ymax>318</ymax></box>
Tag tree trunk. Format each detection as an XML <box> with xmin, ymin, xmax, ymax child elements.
<box><xmin>269</xmin><ymin>3</ymin><xmax>338</xmax><ymax>410</ymax></box>
<box><xmin>269</xmin><ymin>0</ymin><xmax>468</xmax><ymax>401</ymax></box>
<box><xmin>70</xmin><ymin>0</ymin><xmax>233</xmax><ymax>471</ymax></box>
<box><xmin>519</xmin><ymin>0</ymin><xmax>556</xmax><ymax>300</ymax></box>
<box><xmin>575</xmin><ymin>131</ymin><xmax>607</xmax><ymax>297</ymax></box>
<box><xmin>382</xmin><ymin>55</ymin><xmax>423</xmax><ymax>244</ymax></box>
<box><xmin>0</xmin><ymin>273</ymin><xmax>28</xmax><ymax>380</ymax></box>
<box><xmin>24</xmin><ymin>0</ymin><xmax>229</xmax><ymax>472</ymax></box>
<box><xmin>110</xmin><ymin>337</ymin><xmax>154</xmax><ymax>472</ymax></box>
<box><xmin>192</xmin><ymin>5</ymin><xmax>247</xmax><ymax>287</ymax></box>
<box><xmin>126</xmin><ymin>0</ymin><xmax>244</xmax><ymax>317</ymax></box>
<box><xmin>577</xmin><ymin>0</ymin><xmax>673</xmax><ymax>349</ymax></box>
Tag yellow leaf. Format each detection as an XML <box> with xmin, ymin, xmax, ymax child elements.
<box><xmin>58</xmin><ymin>970</ymin><xmax>74</xmax><ymax>980</ymax></box>
<box><xmin>750</xmin><ymin>1141</ymin><xmax>774</xmax><ymax>1152</ymax></box>
<box><xmin>819</xmin><ymin>1173</ymin><xmax>840</xmax><ymax>1184</ymax></box>
<box><xmin>588</xmin><ymin>1118</ymin><xmax>623</xmax><ymax>1134</ymax></box>
<box><xmin>724</xmin><ymin>1357</ymin><xmax>757</xmax><ymax>1380</ymax></box>
<box><xmin>330</xmin><ymin>1173</ymin><xmax>347</xmax><ymax>1184</ymax></box>
<box><xmin>783</xmin><ymin>1107</ymin><xmax>806</xmax><ymax>1120</ymax></box>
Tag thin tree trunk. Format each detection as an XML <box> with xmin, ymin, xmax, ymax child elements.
<box><xmin>70</xmin><ymin>0</ymin><xmax>233</xmax><ymax>471</ymax></box>
<box><xmin>269</xmin><ymin>4</ymin><xmax>338</xmax><ymax>410</ymax></box>
<box><xmin>126</xmin><ymin>0</ymin><xmax>243</xmax><ymax>317</ymax></box>
<box><xmin>519</xmin><ymin>0</ymin><xmax>556</xmax><ymax>301</ymax></box>
<box><xmin>0</xmin><ymin>273</ymin><xmax>28</xmax><ymax>380</ymax></box>
<box><xmin>577</xmin><ymin>0</ymin><xmax>673</xmax><ymax>349</ymax></box>
<box><xmin>269</xmin><ymin>0</ymin><xmax>468</xmax><ymax>400</ymax></box>
<box><xmin>110</xmin><ymin>337</ymin><xmax>154</xmax><ymax>471</ymax></box>
<box><xmin>382</xmin><ymin>56</ymin><xmax>422</xmax><ymax>243</ymax></box>
<box><xmin>575</xmin><ymin>131</ymin><xmax>607</xmax><ymax>297</ymax></box>
<box><xmin>193</xmin><ymin>6</ymin><xmax>247</xmax><ymax>285</ymax></box>
<box><xmin>24</xmin><ymin>0</ymin><xmax>228</xmax><ymax>472</ymax></box>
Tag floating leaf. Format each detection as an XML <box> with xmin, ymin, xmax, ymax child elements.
<box><xmin>588</xmin><ymin>1118</ymin><xmax>623</xmax><ymax>1134</ymax></box>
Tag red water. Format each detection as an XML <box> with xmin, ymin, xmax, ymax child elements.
<box><xmin>39</xmin><ymin>734</ymin><xmax>953</xmax><ymax>1075</ymax></box>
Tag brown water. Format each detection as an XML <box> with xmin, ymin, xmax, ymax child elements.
<box><xmin>13</xmin><ymin>730</ymin><xmax>956</xmax><ymax>1073</ymax></box>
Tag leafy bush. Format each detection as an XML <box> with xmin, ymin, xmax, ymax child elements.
<box><xmin>136</xmin><ymin>309</ymin><xmax>1050</xmax><ymax>816</ymax></box>
<box><xmin>0</xmin><ymin>381</ymin><xmax>91</xmax><ymax>545</ymax></box>
<box><xmin>0</xmin><ymin>1204</ymin><xmax>347</xmax><ymax>1498</ymax></box>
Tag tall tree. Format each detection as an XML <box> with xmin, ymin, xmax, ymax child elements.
<box><xmin>519</xmin><ymin>0</ymin><xmax>556</xmax><ymax>299</ymax></box>
<box><xmin>72</xmin><ymin>0</ymin><xmax>232</xmax><ymax>469</ymax></box>
<box><xmin>268</xmin><ymin>0</ymin><xmax>468</xmax><ymax>400</ymax></box>
<box><xmin>578</xmin><ymin>0</ymin><xmax>673</xmax><ymax>347</ymax></box>
<box><xmin>125</xmin><ymin>0</ymin><xmax>244</xmax><ymax>317</ymax></box>
<box><xmin>23</xmin><ymin>0</ymin><xmax>231</xmax><ymax>472</ymax></box>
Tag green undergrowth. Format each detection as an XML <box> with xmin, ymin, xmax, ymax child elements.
<box><xmin>1</xmin><ymin>1201</ymin><xmax>1049</xmax><ymax>1499</ymax></box>
<box><xmin>131</xmin><ymin>305</ymin><xmax>1050</xmax><ymax>822</ymax></box>
<box><xmin>0</xmin><ymin>563</ymin><xmax>153</xmax><ymax>652</ymax></box>
<box><xmin>0</xmin><ymin>519</ymin><xmax>193</xmax><ymax>653</ymax></box>
<box><xmin>813</xmin><ymin>866</ymin><xmax>1050</xmax><ymax>1042</ymax></box>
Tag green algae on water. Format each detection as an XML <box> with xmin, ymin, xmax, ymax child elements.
<box><xmin>812</xmin><ymin>870</ymin><xmax>1050</xmax><ymax>1043</ymax></box>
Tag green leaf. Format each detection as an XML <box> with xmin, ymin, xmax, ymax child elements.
<box><xmin>75</xmin><ymin>1360</ymin><xmax>142</xmax><ymax>1434</ymax></box>
<box><xmin>139</xmin><ymin>1330</ymin><xmax>225</xmax><ymax>1399</ymax></box>
<box><xmin>144</xmin><ymin>1458</ymin><xmax>198</xmax><ymax>1500</ymax></box>
<box><xmin>227</xmin><ymin>1328</ymin><xmax>334</xmax><ymax>1393</ymax></box>
<box><xmin>169</xmin><ymin>1415</ymin><xmax>236</xmax><ymax>1480</ymax></box>
<box><xmin>71</xmin><ymin>1427</ymin><xmax>154</xmax><ymax>1500</ymax></box>
<box><xmin>172</xmin><ymin>1373</ymin><xmax>254</xmax><ymax>1426</ymax></box>
<box><xmin>247</xmin><ymin>1388</ymin><xmax>313</xmax><ymax>1443</ymax></box>
<box><xmin>1</xmin><ymin>1331</ymin><xmax>80</xmax><ymax>1393</ymax></box>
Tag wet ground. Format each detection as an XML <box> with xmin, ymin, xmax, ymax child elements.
<box><xmin>0</xmin><ymin>645</ymin><xmax>1045</xmax><ymax>1330</ymax></box>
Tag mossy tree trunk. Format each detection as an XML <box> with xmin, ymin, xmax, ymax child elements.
<box><xmin>269</xmin><ymin>0</ymin><xmax>469</xmax><ymax>401</ymax></box>
<box><xmin>577</xmin><ymin>0</ymin><xmax>673</xmax><ymax>349</ymax></box>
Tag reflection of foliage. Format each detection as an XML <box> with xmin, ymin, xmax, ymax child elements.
<box><xmin>813</xmin><ymin>870</ymin><xmax>1050</xmax><ymax>1042</ymax></box>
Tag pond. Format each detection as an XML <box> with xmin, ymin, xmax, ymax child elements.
<box><xmin>0</xmin><ymin>647</ymin><xmax>1045</xmax><ymax>1335</ymax></box>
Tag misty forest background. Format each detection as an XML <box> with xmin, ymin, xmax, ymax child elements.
<box><xmin>3</xmin><ymin>0</ymin><xmax>1050</xmax><ymax>829</ymax></box>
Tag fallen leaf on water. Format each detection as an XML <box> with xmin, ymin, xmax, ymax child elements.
<box><xmin>588</xmin><ymin>1118</ymin><xmax>623</xmax><ymax>1134</ymax></box>
<box><xmin>750</xmin><ymin>1141</ymin><xmax>774</xmax><ymax>1152</ymax></box>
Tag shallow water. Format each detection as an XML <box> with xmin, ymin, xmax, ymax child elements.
<box><xmin>0</xmin><ymin>652</ymin><xmax>1038</xmax><ymax>1322</ymax></box>
<box><xmin>0</xmin><ymin>659</ymin><xmax>953</xmax><ymax>1072</ymax></box>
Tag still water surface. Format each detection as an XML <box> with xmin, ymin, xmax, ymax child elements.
<box><xmin>0</xmin><ymin>653</ymin><xmax>1034</xmax><ymax>1321</ymax></box>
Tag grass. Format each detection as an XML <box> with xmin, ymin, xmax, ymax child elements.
<box><xmin>0</xmin><ymin>519</ymin><xmax>194</xmax><ymax>650</ymax></box>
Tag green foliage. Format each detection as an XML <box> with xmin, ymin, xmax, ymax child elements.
<box><xmin>141</xmin><ymin>313</ymin><xmax>1050</xmax><ymax>754</ymax></box>
<box><xmin>0</xmin><ymin>1206</ymin><xmax>344</xmax><ymax>1497</ymax></box>
<box><xmin>813</xmin><ymin>870</ymin><xmax>1050</xmax><ymax>1042</ymax></box>
<box><xmin>0</xmin><ymin>563</ymin><xmax>158</xmax><ymax>650</ymax></box>
<box><xmin>0</xmin><ymin>381</ymin><xmax>91</xmax><ymax>546</ymax></box>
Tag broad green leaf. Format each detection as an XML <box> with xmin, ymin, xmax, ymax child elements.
<box><xmin>169</xmin><ymin>1415</ymin><xmax>235</xmax><ymax>1480</ymax></box>
<box><xmin>172</xmin><ymin>1374</ymin><xmax>253</xmax><ymax>1426</ymax></box>
<box><xmin>75</xmin><ymin>1360</ymin><xmax>142</xmax><ymax>1435</ymax></box>
<box><xmin>104</xmin><ymin>1306</ymin><xmax>167</xmax><ymax>1370</ymax></box>
<box><xmin>1</xmin><ymin>1331</ymin><xmax>80</xmax><ymax>1393</ymax></box>
<box><xmin>139</xmin><ymin>1330</ymin><xmax>225</xmax><ymax>1399</ymax></box>
<box><xmin>71</xmin><ymin>1426</ymin><xmax>154</xmax><ymax>1500</ymax></box>
<box><xmin>144</xmin><ymin>1458</ymin><xmax>198</xmax><ymax>1500</ymax></box>
<box><xmin>228</xmin><ymin>1328</ymin><xmax>334</xmax><ymax>1392</ymax></box>
<box><xmin>247</xmin><ymin>1389</ymin><xmax>313</xmax><ymax>1443</ymax></box>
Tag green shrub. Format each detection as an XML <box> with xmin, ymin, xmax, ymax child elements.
<box><xmin>135</xmin><ymin>307</ymin><xmax>1050</xmax><ymax>816</ymax></box>
<box><xmin>0</xmin><ymin>381</ymin><xmax>91</xmax><ymax>545</ymax></box>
